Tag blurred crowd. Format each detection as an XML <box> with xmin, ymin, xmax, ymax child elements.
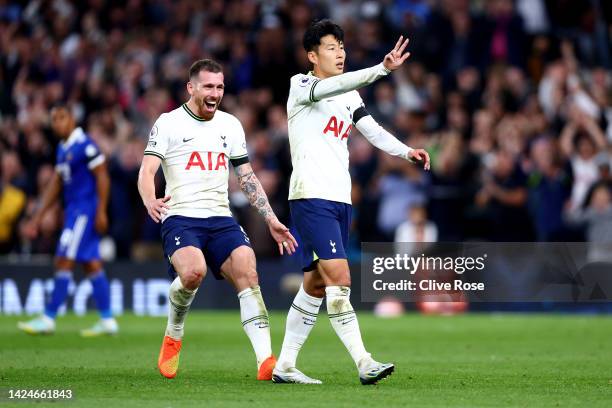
<box><xmin>1</xmin><ymin>0</ymin><xmax>612</xmax><ymax>261</ymax></box>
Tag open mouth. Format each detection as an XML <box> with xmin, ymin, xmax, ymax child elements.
<box><xmin>203</xmin><ymin>100</ymin><xmax>217</xmax><ymax>112</ymax></box>
<box><xmin>336</xmin><ymin>62</ymin><xmax>344</xmax><ymax>70</ymax></box>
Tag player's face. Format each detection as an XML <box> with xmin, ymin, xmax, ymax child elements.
<box><xmin>309</xmin><ymin>35</ymin><xmax>345</xmax><ymax>78</ymax></box>
<box><xmin>188</xmin><ymin>70</ymin><xmax>225</xmax><ymax>120</ymax></box>
<box><xmin>50</xmin><ymin>108</ymin><xmax>75</xmax><ymax>139</ymax></box>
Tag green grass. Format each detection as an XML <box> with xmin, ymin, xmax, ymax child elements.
<box><xmin>0</xmin><ymin>312</ymin><xmax>610</xmax><ymax>407</ymax></box>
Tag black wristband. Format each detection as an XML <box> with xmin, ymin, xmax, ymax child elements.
<box><xmin>230</xmin><ymin>156</ymin><xmax>250</xmax><ymax>167</ymax></box>
<box><xmin>353</xmin><ymin>106</ymin><xmax>370</xmax><ymax>124</ymax></box>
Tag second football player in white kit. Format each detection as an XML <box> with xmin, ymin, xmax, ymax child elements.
<box><xmin>138</xmin><ymin>59</ymin><xmax>297</xmax><ymax>380</ymax></box>
<box><xmin>273</xmin><ymin>20</ymin><xmax>430</xmax><ymax>385</ymax></box>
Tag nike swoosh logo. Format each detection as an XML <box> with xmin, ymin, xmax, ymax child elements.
<box><xmin>183</xmin><ymin>138</ymin><xmax>194</xmax><ymax>142</ymax></box>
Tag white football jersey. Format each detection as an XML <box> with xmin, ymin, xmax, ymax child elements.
<box><xmin>144</xmin><ymin>104</ymin><xmax>248</xmax><ymax>221</ymax></box>
<box><xmin>287</xmin><ymin>73</ymin><xmax>364</xmax><ymax>204</ymax></box>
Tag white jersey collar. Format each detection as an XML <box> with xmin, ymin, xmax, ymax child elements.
<box><xmin>62</xmin><ymin>127</ymin><xmax>85</xmax><ymax>149</ymax></box>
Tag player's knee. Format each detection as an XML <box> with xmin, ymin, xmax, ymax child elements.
<box><xmin>83</xmin><ymin>261</ymin><xmax>103</xmax><ymax>275</ymax></box>
<box><xmin>318</xmin><ymin>259</ymin><xmax>351</xmax><ymax>287</ymax></box>
<box><xmin>306</xmin><ymin>285</ymin><xmax>325</xmax><ymax>298</ymax></box>
<box><xmin>303</xmin><ymin>279</ymin><xmax>326</xmax><ymax>298</ymax></box>
<box><xmin>54</xmin><ymin>257</ymin><xmax>74</xmax><ymax>271</ymax></box>
<box><xmin>181</xmin><ymin>266</ymin><xmax>205</xmax><ymax>289</ymax></box>
<box><xmin>182</xmin><ymin>275</ymin><xmax>203</xmax><ymax>290</ymax></box>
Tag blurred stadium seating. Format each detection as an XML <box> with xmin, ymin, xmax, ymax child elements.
<box><xmin>1</xmin><ymin>0</ymin><xmax>611</xmax><ymax>312</ymax></box>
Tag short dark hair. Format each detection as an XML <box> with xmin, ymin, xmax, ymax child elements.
<box><xmin>50</xmin><ymin>102</ymin><xmax>70</xmax><ymax>113</ymax></box>
<box><xmin>189</xmin><ymin>59</ymin><xmax>223</xmax><ymax>80</ymax></box>
<box><xmin>49</xmin><ymin>103</ymin><xmax>74</xmax><ymax>121</ymax></box>
<box><xmin>303</xmin><ymin>19</ymin><xmax>344</xmax><ymax>52</ymax></box>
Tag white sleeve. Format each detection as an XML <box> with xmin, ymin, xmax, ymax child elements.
<box><xmin>291</xmin><ymin>63</ymin><xmax>391</xmax><ymax>106</ymax></box>
<box><xmin>228</xmin><ymin>116</ymin><xmax>249</xmax><ymax>162</ymax></box>
<box><xmin>84</xmin><ymin>141</ymin><xmax>105</xmax><ymax>170</ymax></box>
<box><xmin>144</xmin><ymin>114</ymin><xmax>169</xmax><ymax>160</ymax></box>
<box><xmin>355</xmin><ymin>115</ymin><xmax>413</xmax><ymax>159</ymax></box>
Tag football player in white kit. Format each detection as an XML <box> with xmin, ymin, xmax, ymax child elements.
<box><xmin>137</xmin><ymin>59</ymin><xmax>297</xmax><ymax>380</ymax></box>
<box><xmin>273</xmin><ymin>20</ymin><xmax>430</xmax><ymax>385</ymax></box>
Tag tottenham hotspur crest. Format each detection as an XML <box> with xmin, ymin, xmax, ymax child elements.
<box><xmin>330</xmin><ymin>240</ymin><xmax>337</xmax><ymax>253</ymax></box>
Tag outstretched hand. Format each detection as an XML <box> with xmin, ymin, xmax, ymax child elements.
<box><xmin>268</xmin><ymin>218</ymin><xmax>298</xmax><ymax>255</ymax></box>
<box><xmin>383</xmin><ymin>36</ymin><xmax>411</xmax><ymax>71</ymax></box>
<box><xmin>408</xmin><ymin>149</ymin><xmax>431</xmax><ymax>170</ymax></box>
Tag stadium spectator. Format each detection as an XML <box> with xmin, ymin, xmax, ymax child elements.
<box><xmin>375</xmin><ymin>152</ymin><xmax>428</xmax><ymax>239</ymax></box>
<box><xmin>474</xmin><ymin>148</ymin><xmax>533</xmax><ymax>241</ymax></box>
<box><xmin>560</xmin><ymin>106</ymin><xmax>607</xmax><ymax>211</ymax></box>
<box><xmin>527</xmin><ymin>136</ymin><xmax>573</xmax><ymax>241</ymax></box>
<box><xmin>566</xmin><ymin>180</ymin><xmax>612</xmax><ymax>262</ymax></box>
<box><xmin>0</xmin><ymin>150</ymin><xmax>26</xmax><ymax>253</ymax></box>
<box><xmin>394</xmin><ymin>205</ymin><xmax>438</xmax><ymax>253</ymax></box>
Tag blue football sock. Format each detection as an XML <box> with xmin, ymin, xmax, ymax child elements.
<box><xmin>89</xmin><ymin>270</ymin><xmax>112</xmax><ymax>319</ymax></box>
<box><xmin>44</xmin><ymin>270</ymin><xmax>72</xmax><ymax>319</ymax></box>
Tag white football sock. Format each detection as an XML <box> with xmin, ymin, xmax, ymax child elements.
<box><xmin>238</xmin><ymin>285</ymin><xmax>272</xmax><ymax>368</ymax></box>
<box><xmin>165</xmin><ymin>277</ymin><xmax>197</xmax><ymax>340</ymax></box>
<box><xmin>276</xmin><ymin>284</ymin><xmax>323</xmax><ymax>371</ymax></box>
<box><xmin>326</xmin><ymin>286</ymin><xmax>371</xmax><ymax>369</ymax></box>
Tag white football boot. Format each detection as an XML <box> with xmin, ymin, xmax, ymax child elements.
<box><xmin>358</xmin><ymin>357</ymin><xmax>395</xmax><ymax>385</ymax></box>
<box><xmin>80</xmin><ymin>318</ymin><xmax>119</xmax><ymax>337</ymax></box>
<box><xmin>272</xmin><ymin>367</ymin><xmax>322</xmax><ymax>384</ymax></box>
<box><xmin>17</xmin><ymin>315</ymin><xmax>56</xmax><ymax>335</ymax></box>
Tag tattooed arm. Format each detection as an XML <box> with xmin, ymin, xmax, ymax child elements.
<box><xmin>235</xmin><ymin>163</ymin><xmax>276</xmax><ymax>222</ymax></box>
<box><xmin>234</xmin><ymin>163</ymin><xmax>298</xmax><ymax>254</ymax></box>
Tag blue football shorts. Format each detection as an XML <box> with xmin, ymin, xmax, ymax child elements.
<box><xmin>161</xmin><ymin>215</ymin><xmax>251</xmax><ymax>280</ymax></box>
<box><xmin>289</xmin><ymin>198</ymin><xmax>352</xmax><ymax>272</ymax></box>
<box><xmin>56</xmin><ymin>208</ymin><xmax>100</xmax><ymax>262</ymax></box>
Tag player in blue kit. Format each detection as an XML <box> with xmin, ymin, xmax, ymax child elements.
<box><xmin>18</xmin><ymin>105</ymin><xmax>118</xmax><ymax>337</ymax></box>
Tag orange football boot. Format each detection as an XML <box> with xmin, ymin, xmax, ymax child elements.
<box><xmin>158</xmin><ymin>335</ymin><xmax>182</xmax><ymax>378</ymax></box>
<box><xmin>257</xmin><ymin>355</ymin><xmax>277</xmax><ymax>381</ymax></box>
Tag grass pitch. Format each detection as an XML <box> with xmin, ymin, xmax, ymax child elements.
<box><xmin>0</xmin><ymin>311</ymin><xmax>610</xmax><ymax>407</ymax></box>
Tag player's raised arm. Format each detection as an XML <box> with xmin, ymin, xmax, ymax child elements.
<box><xmin>138</xmin><ymin>154</ymin><xmax>170</xmax><ymax>223</ymax></box>
<box><xmin>300</xmin><ymin>63</ymin><xmax>392</xmax><ymax>105</ymax></box>
<box><xmin>293</xmin><ymin>36</ymin><xmax>411</xmax><ymax>106</ymax></box>
<box><xmin>233</xmin><ymin>163</ymin><xmax>298</xmax><ymax>255</ymax></box>
<box><xmin>354</xmin><ymin>110</ymin><xmax>430</xmax><ymax>170</ymax></box>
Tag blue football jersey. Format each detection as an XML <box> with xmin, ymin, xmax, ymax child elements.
<box><xmin>55</xmin><ymin>127</ymin><xmax>104</xmax><ymax>212</ymax></box>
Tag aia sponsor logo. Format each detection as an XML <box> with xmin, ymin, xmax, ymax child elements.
<box><xmin>185</xmin><ymin>151</ymin><xmax>227</xmax><ymax>170</ymax></box>
<box><xmin>323</xmin><ymin>116</ymin><xmax>352</xmax><ymax>141</ymax></box>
